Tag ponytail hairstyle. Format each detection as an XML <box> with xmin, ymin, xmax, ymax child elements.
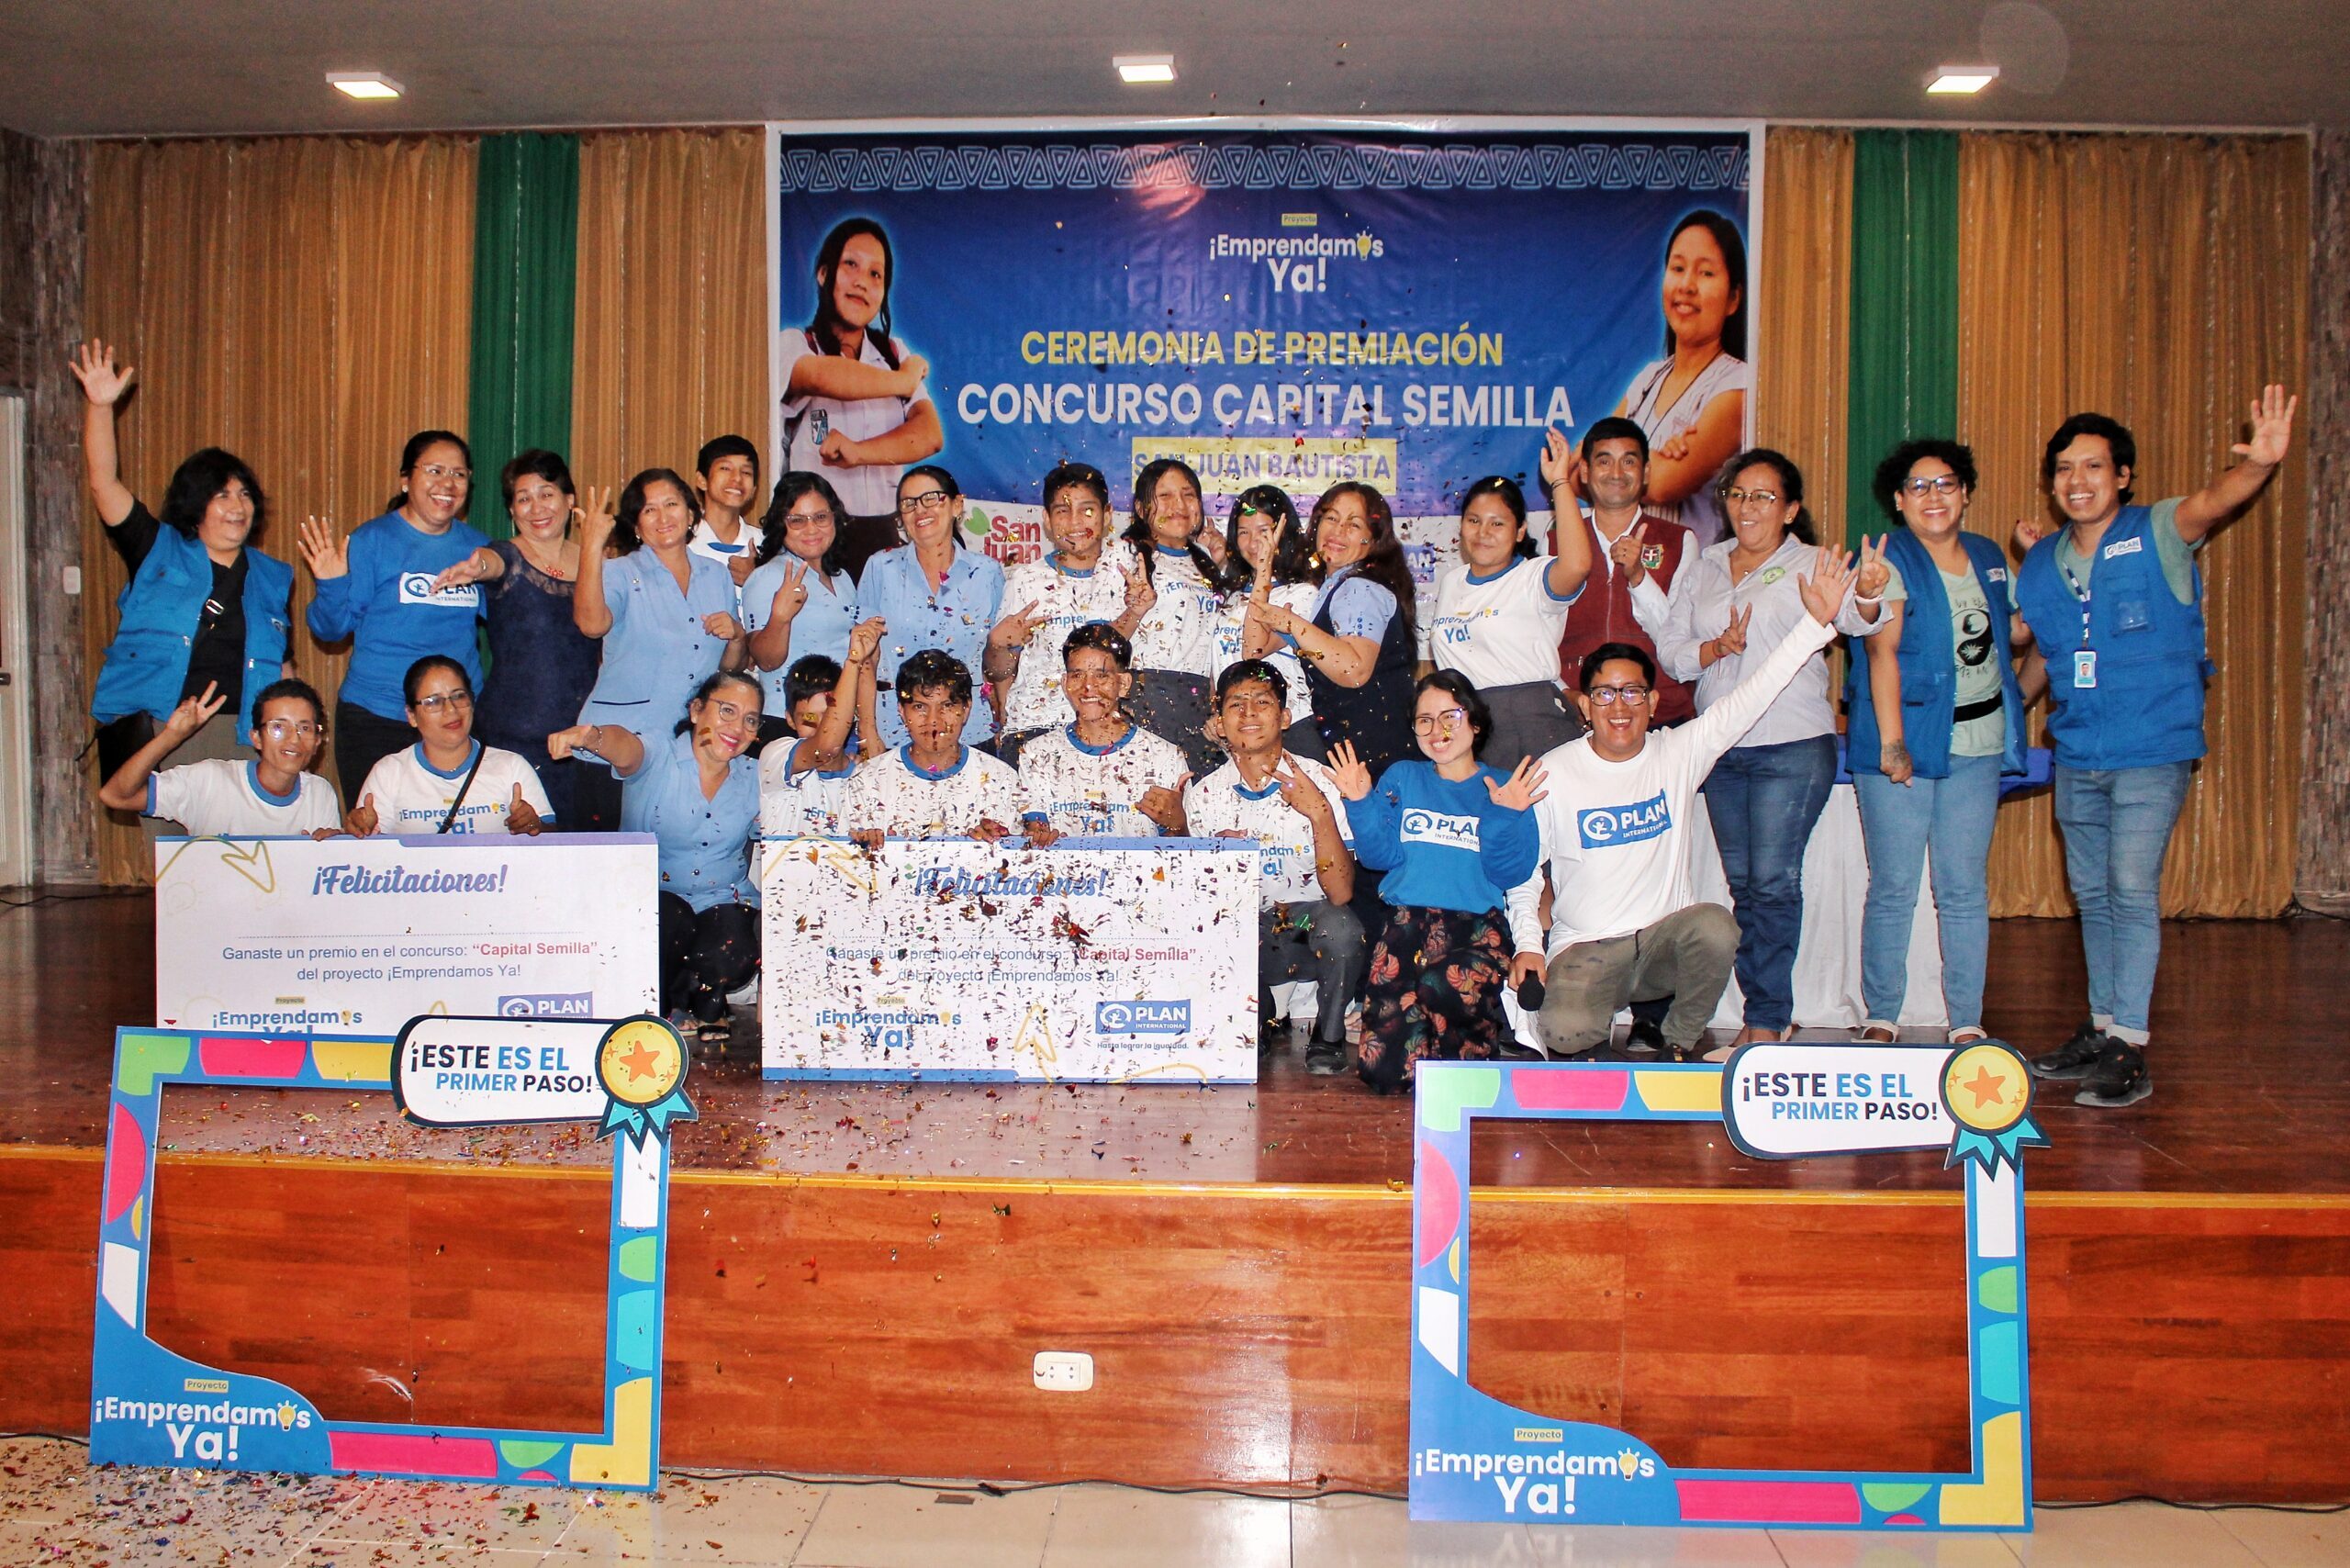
<box><xmin>1716</xmin><ymin>448</ymin><xmax>1817</xmax><ymax>545</ymax></box>
<box><xmin>610</xmin><ymin>467</ymin><xmax>705</xmax><ymax>555</ymax></box>
<box><xmin>1125</xmin><ymin>457</ymin><xmax>1217</xmax><ymax>588</ymax></box>
<box><xmin>1308</xmin><ymin>481</ymin><xmax>1418</xmax><ymax>647</ymax></box>
<box><xmin>1216</xmin><ymin>484</ymin><xmax>1314</xmax><ymax>595</ymax></box>
<box><xmin>386</xmin><ymin>431</ymin><xmax>471</xmax><ymax>514</ymax></box>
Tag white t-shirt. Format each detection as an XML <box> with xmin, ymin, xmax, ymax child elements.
<box><xmin>844</xmin><ymin>745</ymin><xmax>1022</xmax><ymax>840</ymax></box>
<box><xmin>995</xmin><ymin>554</ymin><xmax>1134</xmax><ymax>735</ymax></box>
<box><xmin>1429</xmin><ymin>556</ymin><xmax>1580</xmax><ymax>689</ymax></box>
<box><xmin>1209</xmin><ymin>584</ymin><xmax>1316</xmax><ymax>729</ymax></box>
<box><xmin>1505</xmin><ymin>616</ymin><xmax>1835</xmax><ymax>957</ymax></box>
<box><xmin>148</xmin><ymin>758</ymin><xmax>341</xmax><ymax>837</ymax></box>
<box><xmin>355</xmin><ymin>743</ymin><xmax>556</xmax><ymax>836</ymax></box>
<box><xmin>1017</xmin><ymin>723</ymin><xmax>1188</xmax><ymax>839</ymax></box>
<box><xmin>687</xmin><ymin>519</ymin><xmax>755</xmax><ymax>594</ymax></box>
<box><xmin>1128</xmin><ymin>547</ymin><xmax>1219</xmax><ymax>674</ymax></box>
<box><xmin>1184</xmin><ymin>755</ymin><xmax>1354</xmax><ymax>910</ymax></box>
<box><xmin>779</xmin><ymin>329</ymin><xmax>919</xmax><ymax>518</ymax></box>
<box><xmin>1620</xmin><ymin>351</ymin><xmax>1752</xmax><ymax>547</ymax></box>
<box><xmin>759</xmin><ymin>740</ymin><xmax>856</xmax><ymax>840</ymax></box>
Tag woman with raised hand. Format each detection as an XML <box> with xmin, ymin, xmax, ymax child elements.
<box><xmin>345</xmin><ymin>656</ymin><xmax>553</xmax><ymax>837</ymax></box>
<box><xmin>1209</xmin><ymin>485</ymin><xmax>1322</xmax><ymax>759</ymax></box>
<box><xmin>428</xmin><ymin>451</ymin><xmax>602</xmax><ymax>824</ymax></box>
<box><xmin>303</xmin><ymin>429</ymin><xmax>493</xmax><ymax>793</ymax></box>
<box><xmin>1644</xmin><ymin>449</ymin><xmax>1887</xmax><ymax>1044</ymax></box>
<box><xmin>742</xmin><ymin>471</ymin><xmax>860</xmax><ymax>752</ymax></box>
<box><xmin>550</xmin><ymin>669</ymin><xmax>765</xmax><ymax>1050</ymax></box>
<box><xmin>1427</xmin><ymin>457</ymin><xmax>1594</xmax><ymax>772</ymax></box>
<box><xmin>1117</xmin><ymin>458</ymin><xmax>1225</xmax><ymax>773</ymax></box>
<box><xmin>1326</xmin><ymin>672</ymin><xmax>1547</xmax><ymax>1093</ymax></box>
<box><xmin>855</xmin><ymin>465</ymin><xmax>1005</xmax><ymax>750</ymax></box>
<box><xmin>73</xmin><ymin>340</ymin><xmax>296</xmax><ymax>812</ymax></box>
<box><xmin>569</xmin><ymin>467</ymin><xmax>747</xmax><ymax>832</ymax></box>
<box><xmin>989</xmin><ymin>462</ymin><xmax>1135</xmax><ymax>766</ymax></box>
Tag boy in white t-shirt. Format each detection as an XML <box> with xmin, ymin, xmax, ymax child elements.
<box><xmin>761</xmin><ymin>617</ymin><xmax>885</xmax><ymax>841</ymax></box>
<box><xmin>687</xmin><ymin>434</ymin><xmax>762</xmax><ymax>590</ymax></box>
<box><xmin>844</xmin><ymin>650</ymin><xmax>1023</xmax><ymax>844</ymax></box>
<box><xmin>97</xmin><ymin>677</ymin><xmax>342</xmax><ymax>838</ymax></box>
<box><xmin>1183</xmin><ymin>659</ymin><xmax>1364</xmax><ymax>1071</ymax></box>
<box><xmin>1017</xmin><ymin>622</ymin><xmax>1189</xmax><ymax>842</ymax></box>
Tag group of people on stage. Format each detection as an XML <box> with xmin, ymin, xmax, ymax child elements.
<box><xmin>73</xmin><ymin>325</ymin><xmax>2295</xmax><ymax>1110</ymax></box>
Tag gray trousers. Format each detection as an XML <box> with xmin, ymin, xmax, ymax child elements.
<box><xmin>1536</xmin><ymin>903</ymin><xmax>1740</xmax><ymax>1057</ymax></box>
<box><xmin>1259</xmin><ymin>900</ymin><xmax>1366</xmax><ymax>1044</ymax></box>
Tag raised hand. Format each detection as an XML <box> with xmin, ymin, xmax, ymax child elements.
<box><xmin>345</xmin><ymin>792</ymin><xmax>379</xmax><ymax>838</ymax></box>
<box><xmin>575</xmin><ymin>487</ymin><xmax>617</xmax><ymax>553</ymax></box>
<box><xmin>506</xmin><ymin>783</ymin><xmax>544</xmax><ymax>836</ymax></box>
<box><xmin>163</xmin><ymin>682</ymin><xmax>227</xmax><ymax>739</ymax></box>
<box><xmin>2010</xmin><ymin>517</ymin><xmax>2050</xmax><ymax>559</ymax></box>
<box><xmin>1797</xmin><ymin>545</ymin><xmax>1859</xmax><ymax>625</ymax></box>
<box><xmin>846</xmin><ymin>616</ymin><xmax>886</xmax><ymax>666</ymax></box>
<box><xmin>298</xmin><ymin>515</ymin><xmax>348</xmax><ymax>580</ymax></box>
<box><xmin>1121</xmin><ymin>559</ymin><xmax>1157</xmax><ymax>622</ymax></box>
<box><xmin>1538</xmin><ymin>425</ymin><xmax>1583</xmax><ymax>499</ymax></box>
<box><xmin>1136</xmin><ymin>774</ymin><xmax>1190</xmax><ymax>832</ymax></box>
<box><xmin>2233</xmin><ymin>383</ymin><xmax>2297</xmax><ymax>468</ymax></box>
<box><xmin>1855</xmin><ymin>532</ymin><xmax>1892</xmax><ymax>599</ymax></box>
<box><xmin>1610</xmin><ymin>521</ymin><xmax>1651</xmax><ymax>587</ymax></box>
<box><xmin>1325</xmin><ymin>740</ymin><xmax>1373</xmax><ymax>801</ymax></box>
<box><xmin>1485</xmin><ymin>756</ymin><xmax>1550</xmax><ymax>812</ymax></box>
<box><xmin>1271</xmin><ymin>756</ymin><xmax>1332</xmax><ymax>823</ymax></box>
<box><xmin>992</xmin><ymin>599</ymin><xmax>1046</xmax><ymax>651</ymax></box>
<box><xmin>68</xmin><ymin>340</ymin><xmax>135</xmax><ymax>406</ymax></box>
<box><xmin>769</xmin><ymin>559</ymin><xmax>811</xmax><ymax>622</ymax></box>
<box><xmin>702</xmin><ymin>610</ymin><xmax>744</xmax><ymax>639</ymax></box>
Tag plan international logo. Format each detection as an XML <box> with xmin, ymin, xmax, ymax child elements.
<box><xmin>1577</xmin><ymin>791</ymin><xmax>1671</xmax><ymax>848</ymax></box>
<box><xmin>1096</xmin><ymin>1000</ymin><xmax>1192</xmax><ymax>1036</ymax></box>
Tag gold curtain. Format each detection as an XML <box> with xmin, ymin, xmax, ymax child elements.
<box><xmin>1957</xmin><ymin>132</ymin><xmax>2310</xmax><ymax>917</ymax></box>
<box><xmin>572</xmin><ymin>129</ymin><xmax>769</xmax><ymax>498</ymax></box>
<box><xmin>1753</xmin><ymin>127</ymin><xmax>1856</xmax><ymax>547</ymax></box>
<box><xmin>84</xmin><ymin>136</ymin><xmax>476</xmax><ymax>883</ymax></box>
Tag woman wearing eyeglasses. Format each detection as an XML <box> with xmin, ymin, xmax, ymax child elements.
<box><xmin>302</xmin><ymin>431</ymin><xmax>493</xmax><ymax>795</ymax></box>
<box><xmin>742</xmin><ymin>471</ymin><xmax>861</xmax><ymax>752</ymax></box>
<box><xmin>1325</xmin><ymin>673</ymin><xmax>1549</xmax><ymax>1092</ymax></box>
<box><xmin>856</xmin><ymin>465</ymin><xmax>1005</xmax><ymax>749</ymax></box>
<box><xmin>345</xmin><ymin>656</ymin><xmax>553</xmax><ymax>836</ymax></box>
<box><xmin>1640</xmin><ymin>450</ymin><xmax>1887</xmax><ymax>1043</ymax></box>
<box><xmin>1847</xmin><ymin>440</ymin><xmax>2031</xmax><ymax>1045</ymax></box>
<box><xmin>1210</xmin><ymin>486</ymin><xmax>1322</xmax><ymax>758</ymax></box>
<box><xmin>550</xmin><ymin>669</ymin><xmax>765</xmax><ymax>1049</ymax></box>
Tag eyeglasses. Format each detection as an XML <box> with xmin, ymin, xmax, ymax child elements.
<box><xmin>1902</xmin><ymin>476</ymin><xmax>1964</xmax><ymax>498</ymax></box>
<box><xmin>703</xmin><ymin>700</ymin><xmax>753</xmax><ymax>725</ymax></box>
<box><xmin>898</xmin><ymin>490</ymin><xmax>952</xmax><ymax>516</ymax></box>
<box><xmin>1587</xmin><ymin>685</ymin><xmax>1653</xmax><ymax>708</ymax></box>
<box><xmin>783</xmin><ymin>509</ymin><xmax>836</xmax><ymax>527</ymax></box>
<box><xmin>1723</xmin><ymin>488</ymin><xmax>1782</xmax><ymax>509</ymax></box>
<box><xmin>1413</xmin><ymin>708</ymin><xmax>1469</xmax><ymax>733</ymax></box>
<box><xmin>415</xmin><ymin>464</ymin><xmax>471</xmax><ymax>485</ymax></box>
<box><xmin>261</xmin><ymin>719</ymin><xmax>320</xmax><ymax>741</ymax></box>
<box><xmin>412</xmin><ymin>690</ymin><xmax>473</xmax><ymax>713</ymax></box>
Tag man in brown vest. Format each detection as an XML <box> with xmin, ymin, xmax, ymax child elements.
<box><xmin>1551</xmin><ymin>416</ymin><xmax>1696</xmax><ymax>726</ymax></box>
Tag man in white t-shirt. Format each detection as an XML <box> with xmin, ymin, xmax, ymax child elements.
<box><xmin>688</xmin><ymin>434</ymin><xmax>763</xmax><ymax>591</ymax></box>
<box><xmin>845</xmin><ymin>650</ymin><xmax>1022</xmax><ymax>843</ymax></box>
<box><xmin>97</xmin><ymin>677</ymin><xmax>342</xmax><ymax>838</ymax></box>
<box><xmin>1183</xmin><ymin>659</ymin><xmax>1362</xmax><ymax>1072</ymax></box>
<box><xmin>1505</xmin><ymin>548</ymin><xmax>1855</xmax><ymax>1060</ymax></box>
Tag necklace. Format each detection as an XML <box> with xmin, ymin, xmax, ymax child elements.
<box><xmin>516</xmin><ymin>533</ymin><xmax>575</xmax><ymax>581</ymax></box>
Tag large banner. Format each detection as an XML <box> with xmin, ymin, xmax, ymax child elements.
<box><xmin>761</xmin><ymin>837</ymin><xmax>1255</xmax><ymax>1081</ymax></box>
<box><xmin>153</xmin><ymin>835</ymin><xmax>661</xmax><ymax>1033</ymax></box>
<box><xmin>768</xmin><ymin>122</ymin><xmax>1759</xmax><ymax>607</ymax></box>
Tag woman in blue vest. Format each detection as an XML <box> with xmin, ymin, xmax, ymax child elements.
<box><xmin>1252</xmin><ymin>481</ymin><xmax>1421</xmax><ymax>781</ymax></box>
<box><xmin>73</xmin><ymin>342</ymin><xmax>294</xmax><ymax>803</ymax></box>
<box><xmin>1847</xmin><ymin>439</ymin><xmax>2030</xmax><ymax>1048</ymax></box>
<box><xmin>2012</xmin><ymin>387</ymin><xmax>2295</xmax><ymax>1110</ymax></box>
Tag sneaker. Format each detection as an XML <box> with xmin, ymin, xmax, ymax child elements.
<box><xmin>1305</xmin><ymin>1040</ymin><xmax>1348</xmax><ymax>1076</ymax></box>
<box><xmin>2027</xmin><ymin>1020</ymin><xmax>2108</xmax><ymax>1081</ymax></box>
<box><xmin>1625</xmin><ymin>1016</ymin><xmax>1666</xmax><ymax>1055</ymax></box>
<box><xmin>1494</xmin><ymin>1041</ymin><xmax>1545</xmax><ymax>1061</ymax></box>
<box><xmin>2075</xmin><ymin>1042</ymin><xmax>2152</xmax><ymax>1109</ymax></box>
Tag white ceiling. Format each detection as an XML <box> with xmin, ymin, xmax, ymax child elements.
<box><xmin>1</xmin><ymin>0</ymin><xmax>2343</xmax><ymax>140</ymax></box>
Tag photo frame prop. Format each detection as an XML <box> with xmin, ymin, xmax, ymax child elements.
<box><xmin>1409</xmin><ymin>1046</ymin><xmax>2042</xmax><ymax>1531</ymax></box>
<box><xmin>90</xmin><ymin>1017</ymin><xmax>693</xmax><ymax>1491</ymax></box>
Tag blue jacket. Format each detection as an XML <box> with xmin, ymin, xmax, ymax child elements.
<box><xmin>1845</xmin><ymin>529</ymin><xmax>2027</xmax><ymax>779</ymax></box>
<box><xmin>2013</xmin><ymin>506</ymin><xmax>2210</xmax><ymax>771</ymax></box>
<box><xmin>91</xmin><ymin>529</ymin><xmax>293</xmax><ymax>724</ymax></box>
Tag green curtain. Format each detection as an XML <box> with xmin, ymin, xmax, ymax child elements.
<box><xmin>1844</xmin><ymin>129</ymin><xmax>1959</xmax><ymax>536</ymax></box>
<box><xmin>467</xmin><ymin>132</ymin><xmax>580</xmax><ymax>539</ymax></box>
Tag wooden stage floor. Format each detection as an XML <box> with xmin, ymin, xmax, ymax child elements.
<box><xmin>6</xmin><ymin>890</ymin><xmax>2347</xmax><ymax>1193</ymax></box>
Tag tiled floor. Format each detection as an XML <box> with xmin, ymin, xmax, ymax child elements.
<box><xmin>3</xmin><ymin>1439</ymin><xmax>2344</xmax><ymax>1567</ymax></box>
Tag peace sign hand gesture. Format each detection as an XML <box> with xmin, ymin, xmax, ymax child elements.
<box><xmin>1855</xmin><ymin>532</ymin><xmax>1893</xmax><ymax>599</ymax></box>
<box><xmin>574</xmin><ymin>486</ymin><xmax>617</xmax><ymax>554</ymax></box>
<box><xmin>1272</xmin><ymin>756</ymin><xmax>1334</xmax><ymax>823</ymax></box>
<box><xmin>162</xmin><ymin>681</ymin><xmax>227</xmax><ymax>739</ymax></box>
<box><xmin>1121</xmin><ymin>558</ymin><xmax>1158</xmax><ymax>622</ymax></box>
<box><xmin>1484</xmin><ymin>756</ymin><xmax>1550</xmax><ymax>812</ymax></box>
<box><xmin>1324</xmin><ymin>740</ymin><xmax>1373</xmax><ymax>801</ymax></box>
<box><xmin>992</xmin><ymin>599</ymin><xmax>1046</xmax><ymax>652</ymax></box>
<box><xmin>68</xmin><ymin>340</ymin><xmax>135</xmax><ymax>406</ymax></box>
<box><xmin>2234</xmin><ymin>383</ymin><xmax>2298</xmax><ymax>468</ymax></box>
<box><xmin>770</xmin><ymin>558</ymin><xmax>811</xmax><ymax>621</ymax></box>
<box><xmin>298</xmin><ymin>516</ymin><xmax>348</xmax><ymax>580</ymax></box>
<box><xmin>1713</xmin><ymin>602</ymin><xmax>1752</xmax><ymax>659</ymax></box>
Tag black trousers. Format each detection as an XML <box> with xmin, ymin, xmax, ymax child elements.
<box><xmin>1259</xmin><ymin>900</ymin><xmax>1367</xmax><ymax>1045</ymax></box>
<box><xmin>571</xmin><ymin>761</ymin><xmax>625</xmax><ymax>834</ymax></box>
<box><xmin>658</xmin><ymin>893</ymin><xmax>761</xmax><ymax>1022</ymax></box>
<box><xmin>333</xmin><ymin>701</ymin><xmax>416</xmax><ymax>801</ymax></box>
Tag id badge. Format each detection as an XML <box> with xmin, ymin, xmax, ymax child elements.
<box><xmin>2073</xmin><ymin>649</ymin><xmax>2098</xmax><ymax>689</ymax></box>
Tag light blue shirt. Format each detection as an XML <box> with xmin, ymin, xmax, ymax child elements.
<box><xmin>739</xmin><ymin>554</ymin><xmax>857</xmax><ymax>717</ymax></box>
<box><xmin>304</xmin><ymin>510</ymin><xmax>490</xmax><ymax>721</ymax></box>
<box><xmin>855</xmin><ymin>543</ymin><xmax>1006</xmax><ymax>745</ymax></box>
<box><xmin>1310</xmin><ymin>566</ymin><xmax>1398</xmax><ymax>644</ymax></box>
<box><xmin>576</xmin><ymin>550</ymin><xmax>740</xmax><ymax>736</ymax></box>
<box><xmin>620</xmin><ymin>731</ymin><xmax>761</xmax><ymax>912</ymax></box>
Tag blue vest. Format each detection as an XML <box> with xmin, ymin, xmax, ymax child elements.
<box><xmin>2013</xmin><ymin>506</ymin><xmax>2209</xmax><ymax>771</ymax></box>
<box><xmin>91</xmin><ymin>529</ymin><xmax>295</xmax><ymax>725</ymax></box>
<box><xmin>1845</xmin><ymin>530</ymin><xmax>2026</xmax><ymax>779</ymax></box>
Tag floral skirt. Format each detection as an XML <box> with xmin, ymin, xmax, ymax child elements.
<box><xmin>1356</xmin><ymin>904</ymin><xmax>1513</xmax><ymax>1092</ymax></box>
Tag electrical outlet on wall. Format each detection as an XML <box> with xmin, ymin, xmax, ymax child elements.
<box><xmin>1032</xmin><ymin>1350</ymin><xmax>1094</xmax><ymax>1392</ymax></box>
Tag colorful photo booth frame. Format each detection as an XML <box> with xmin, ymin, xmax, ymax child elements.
<box><xmin>90</xmin><ymin>1023</ymin><xmax>686</xmax><ymax>1492</ymax></box>
<box><xmin>1409</xmin><ymin>1053</ymin><xmax>2036</xmax><ymax>1531</ymax></box>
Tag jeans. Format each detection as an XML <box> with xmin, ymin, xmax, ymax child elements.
<box><xmin>1702</xmin><ymin>734</ymin><xmax>1837</xmax><ymax>1031</ymax></box>
<box><xmin>2053</xmin><ymin>761</ymin><xmax>2191</xmax><ymax>1037</ymax></box>
<box><xmin>1854</xmin><ymin>753</ymin><xmax>2002</xmax><ymax>1031</ymax></box>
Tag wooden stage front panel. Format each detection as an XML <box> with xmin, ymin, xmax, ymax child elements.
<box><xmin>8</xmin><ymin>1148</ymin><xmax>2344</xmax><ymax>1502</ymax></box>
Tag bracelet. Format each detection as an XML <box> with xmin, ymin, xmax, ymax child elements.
<box><xmin>1854</xmin><ymin>593</ymin><xmax>1884</xmax><ymax>606</ymax></box>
